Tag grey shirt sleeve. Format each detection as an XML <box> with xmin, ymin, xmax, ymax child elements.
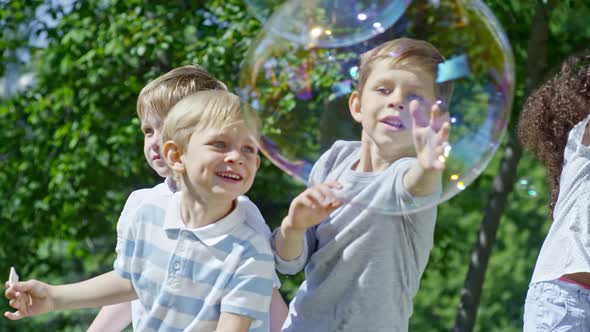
<box><xmin>271</xmin><ymin>227</ymin><xmax>312</xmax><ymax>275</ymax></box>
<box><xmin>270</xmin><ymin>144</ymin><xmax>336</xmax><ymax>274</ymax></box>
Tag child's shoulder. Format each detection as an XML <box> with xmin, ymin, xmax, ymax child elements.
<box><xmin>233</xmin><ymin>201</ymin><xmax>273</xmax><ymax>256</ymax></box>
<box><xmin>565</xmin><ymin>114</ymin><xmax>590</xmax><ymax>158</ymax></box>
<box><xmin>127</xmin><ymin>182</ymin><xmax>172</xmax><ymax>205</ymax></box>
<box><xmin>310</xmin><ymin>140</ymin><xmax>360</xmax><ymax>184</ymax></box>
<box><xmin>120</xmin><ymin>182</ymin><xmax>172</xmax><ymax>222</ymax></box>
<box><xmin>325</xmin><ymin>140</ymin><xmax>361</xmax><ymax>156</ymax></box>
<box><xmin>237</xmin><ymin>196</ymin><xmax>271</xmax><ymax>237</ymax></box>
<box><xmin>316</xmin><ymin>140</ymin><xmax>360</xmax><ymax>168</ymax></box>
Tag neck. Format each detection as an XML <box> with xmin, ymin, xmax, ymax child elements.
<box><xmin>165</xmin><ymin>177</ymin><xmax>179</xmax><ymax>192</ymax></box>
<box><xmin>179</xmin><ymin>179</ymin><xmax>235</xmax><ymax>229</ymax></box>
<box><xmin>355</xmin><ymin>132</ymin><xmax>411</xmax><ymax>172</ymax></box>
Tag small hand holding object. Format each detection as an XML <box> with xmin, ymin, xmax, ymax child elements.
<box><xmin>410</xmin><ymin>100</ymin><xmax>451</xmax><ymax>171</ymax></box>
<box><xmin>5</xmin><ymin>267</ymin><xmax>53</xmax><ymax>320</ymax></box>
<box><xmin>285</xmin><ymin>181</ymin><xmax>343</xmax><ymax>231</ymax></box>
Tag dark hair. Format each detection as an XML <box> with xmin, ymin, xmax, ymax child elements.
<box><xmin>518</xmin><ymin>54</ymin><xmax>590</xmax><ymax>217</ymax></box>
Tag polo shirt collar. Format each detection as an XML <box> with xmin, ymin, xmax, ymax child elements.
<box><xmin>163</xmin><ymin>191</ymin><xmax>244</xmax><ymax>246</ymax></box>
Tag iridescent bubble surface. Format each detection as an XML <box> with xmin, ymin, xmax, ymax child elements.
<box><xmin>245</xmin><ymin>0</ymin><xmax>412</xmax><ymax>48</ymax></box>
<box><xmin>240</xmin><ymin>0</ymin><xmax>515</xmax><ymax>215</ymax></box>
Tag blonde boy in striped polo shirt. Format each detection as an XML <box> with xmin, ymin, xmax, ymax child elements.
<box><xmin>5</xmin><ymin>91</ymin><xmax>275</xmax><ymax>332</ymax></box>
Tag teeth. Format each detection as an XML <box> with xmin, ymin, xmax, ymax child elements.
<box><xmin>218</xmin><ymin>172</ymin><xmax>241</xmax><ymax>180</ymax></box>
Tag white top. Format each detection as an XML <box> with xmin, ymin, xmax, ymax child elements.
<box><xmin>114</xmin><ymin>191</ymin><xmax>274</xmax><ymax>332</ymax></box>
<box><xmin>530</xmin><ymin>114</ymin><xmax>590</xmax><ymax>284</ymax></box>
<box><xmin>115</xmin><ymin>179</ymin><xmax>279</xmax><ymax>328</ymax></box>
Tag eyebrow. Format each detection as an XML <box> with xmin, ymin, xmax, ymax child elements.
<box><xmin>373</xmin><ymin>77</ymin><xmax>425</xmax><ymax>90</ymax></box>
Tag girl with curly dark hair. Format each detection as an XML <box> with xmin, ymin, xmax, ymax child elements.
<box><xmin>519</xmin><ymin>54</ymin><xmax>590</xmax><ymax>331</ymax></box>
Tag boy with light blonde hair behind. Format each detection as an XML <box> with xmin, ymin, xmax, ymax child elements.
<box><xmin>5</xmin><ymin>66</ymin><xmax>287</xmax><ymax>331</ymax></box>
<box><xmin>5</xmin><ymin>90</ymin><xmax>276</xmax><ymax>332</ymax></box>
<box><xmin>273</xmin><ymin>38</ymin><xmax>453</xmax><ymax>332</ymax></box>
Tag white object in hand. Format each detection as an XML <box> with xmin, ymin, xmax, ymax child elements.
<box><xmin>9</xmin><ymin>266</ymin><xmax>18</xmax><ymax>287</ymax></box>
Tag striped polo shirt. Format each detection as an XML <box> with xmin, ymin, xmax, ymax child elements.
<box><xmin>114</xmin><ymin>191</ymin><xmax>275</xmax><ymax>332</ymax></box>
<box><xmin>115</xmin><ymin>180</ymin><xmax>280</xmax><ymax>329</ymax></box>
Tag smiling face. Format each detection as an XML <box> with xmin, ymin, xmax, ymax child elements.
<box><xmin>349</xmin><ymin>59</ymin><xmax>437</xmax><ymax>158</ymax></box>
<box><xmin>141</xmin><ymin>113</ymin><xmax>171</xmax><ymax>178</ymax></box>
<box><xmin>180</xmin><ymin>121</ymin><xmax>260</xmax><ymax>201</ymax></box>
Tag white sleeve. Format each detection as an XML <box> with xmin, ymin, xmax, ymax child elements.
<box><xmin>115</xmin><ymin>190</ymin><xmax>145</xmax><ymax>259</ymax></box>
<box><xmin>239</xmin><ymin>195</ymin><xmax>282</xmax><ymax>288</ymax></box>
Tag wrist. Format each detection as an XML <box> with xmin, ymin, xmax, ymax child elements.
<box><xmin>47</xmin><ymin>284</ymin><xmax>62</xmax><ymax>311</ymax></box>
<box><xmin>280</xmin><ymin>217</ymin><xmax>306</xmax><ymax>239</ymax></box>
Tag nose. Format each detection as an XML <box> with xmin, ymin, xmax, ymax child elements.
<box><xmin>387</xmin><ymin>102</ymin><xmax>404</xmax><ymax>110</ymax></box>
<box><xmin>148</xmin><ymin>136</ymin><xmax>160</xmax><ymax>152</ymax></box>
<box><xmin>225</xmin><ymin>149</ymin><xmax>244</xmax><ymax>165</ymax></box>
<box><xmin>387</xmin><ymin>90</ymin><xmax>405</xmax><ymax>110</ymax></box>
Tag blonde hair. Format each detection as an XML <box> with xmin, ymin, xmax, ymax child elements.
<box><xmin>161</xmin><ymin>90</ymin><xmax>260</xmax><ymax>151</ymax></box>
<box><xmin>357</xmin><ymin>38</ymin><xmax>453</xmax><ymax>104</ymax></box>
<box><xmin>136</xmin><ymin>64</ymin><xmax>227</xmax><ymax>121</ymax></box>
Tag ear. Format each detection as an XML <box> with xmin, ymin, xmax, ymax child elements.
<box><xmin>255</xmin><ymin>154</ymin><xmax>261</xmax><ymax>170</ymax></box>
<box><xmin>163</xmin><ymin>140</ymin><xmax>185</xmax><ymax>173</ymax></box>
<box><xmin>348</xmin><ymin>90</ymin><xmax>362</xmax><ymax>124</ymax></box>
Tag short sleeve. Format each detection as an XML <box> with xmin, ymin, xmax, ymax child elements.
<box><xmin>220</xmin><ymin>251</ymin><xmax>274</xmax><ymax>331</ymax></box>
<box><xmin>239</xmin><ymin>196</ymin><xmax>282</xmax><ymax>288</ymax></box>
<box><xmin>115</xmin><ymin>190</ymin><xmax>145</xmax><ymax>260</ymax></box>
<box><xmin>113</xmin><ymin>207</ymin><xmax>139</xmax><ymax>281</ymax></box>
<box><xmin>240</xmin><ymin>196</ymin><xmax>271</xmax><ymax>237</ymax></box>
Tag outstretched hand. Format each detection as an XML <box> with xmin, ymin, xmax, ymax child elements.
<box><xmin>410</xmin><ymin>100</ymin><xmax>451</xmax><ymax>171</ymax></box>
<box><xmin>4</xmin><ymin>279</ymin><xmax>54</xmax><ymax>320</ymax></box>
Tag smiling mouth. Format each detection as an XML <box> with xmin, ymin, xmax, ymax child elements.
<box><xmin>216</xmin><ymin>171</ymin><xmax>243</xmax><ymax>181</ymax></box>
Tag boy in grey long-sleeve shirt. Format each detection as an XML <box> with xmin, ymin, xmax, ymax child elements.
<box><xmin>272</xmin><ymin>38</ymin><xmax>453</xmax><ymax>332</ymax></box>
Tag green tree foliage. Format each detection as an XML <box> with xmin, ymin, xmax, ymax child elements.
<box><xmin>1</xmin><ymin>1</ymin><xmax>589</xmax><ymax>331</ymax></box>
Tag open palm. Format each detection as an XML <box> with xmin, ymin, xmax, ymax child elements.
<box><xmin>410</xmin><ymin>100</ymin><xmax>451</xmax><ymax>171</ymax></box>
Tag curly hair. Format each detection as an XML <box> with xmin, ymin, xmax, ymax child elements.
<box><xmin>518</xmin><ymin>54</ymin><xmax>590</xmax><ymax>217</ymax></box>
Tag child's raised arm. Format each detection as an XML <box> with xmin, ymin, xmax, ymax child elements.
<box><xmin>275</xmin><ymin>181</ymin><xmax>342</xmax><ymax>261</ymax></box>
<box><xmin>4</xmin><ymin>271</ymin><xmax>135</xmax><ymax>321</ymax></box>
<box><xmin>403</xmin><ymin>100</ymin><xmax>451</xmax><ymax>196</ymax></box>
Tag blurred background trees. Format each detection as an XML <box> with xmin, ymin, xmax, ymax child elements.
<box><xmin>1</xmin><ymin>0</ymin><xmax>589</xmax><ymax>331</ymax></box>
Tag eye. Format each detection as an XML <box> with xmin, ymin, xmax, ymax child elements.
<box><xmin>376</xmin><ymin>87</ymin><xmax>391</xmax><ymax>95</ymax></box>
<box><xmin>211</xmin><ymin>141</ymin><xmax>226</xmax><ymax>149</ymax></box>
<box><xmin>143</xmin><ymin>127</ymin><xmax>154</xmax><ymax>136</ymax></box>
<box><xmin>408</xmin><ymin>93</ymin><xmax>425</xmax><ymax>103</ymax></box>
<box><xmin>242</xmin><ymin>145</ymin><xmax>257</xmax><ymax>154</ymax></box>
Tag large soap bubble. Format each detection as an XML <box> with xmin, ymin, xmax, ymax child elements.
<box><xmin>240</xmin><ymin>0</ymin><xmax>514</xmax><ymax>215</ymax></box>
<box><xmin>245</xmin><ymin>0</ymin><xmax>412</xmax><ymax>48</ymax></box>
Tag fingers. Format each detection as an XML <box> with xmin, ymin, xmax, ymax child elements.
<box><xmin>432</xmin><ymin>144</ymin><xmax>450</xmax><ymax>170</ymax></box>
<box><xmin>11</xmin><ymin>280</ymin><xmax>35</xmax><ymax>294</ymax></box>
<box><xmin>4</xmin><ymin>310</ymin><xmax>25</xmax><ymax>321</ymax></box>
<box><xmin>437</xmin><ymin>121</ymin><xmax>451</xmax><ymax>142</ymax></box>
<box><xmin>409</xmin><ymin>100</ymin><xmax>429</xmax><ymax>128</ymax></box>
<box><xmin>323</xmin><ymin>181</ymin><xmax>343</xmax><ymax>190</ymax></box>
<box><xmin>302</xmin><ymin>183</ymin><xmax>342</xmax><ymax>209</ymax></box>
<box><xmin>428</xmin><ymin>103</ymin><xmax>441</xmax><ymax>130</ymax></box>
<box><xmin>429</xmin><ymin>103</ymin><xmax>453</xmax><ymax>133</ymax></box>
<box><xmin>5</xmin><ymin>285</ymin><xmax>17</xmax><ymax>300</ymax></box>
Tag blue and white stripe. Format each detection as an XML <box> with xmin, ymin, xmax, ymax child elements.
<box><xmin>114</xmin><ymin>191</ymin><xmax>274</xmax><ymax>332</ymax></box>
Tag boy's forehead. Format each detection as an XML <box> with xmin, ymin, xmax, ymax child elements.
<box><xmin>368</xmin><ymin>60</ymin><xmax>435</xmax><ymax>85</ymax></box>
<box><xmin>202</xmin><ymin>121</ymin><xmax>258</xmax><ymax>140</ymax></box>
<box><xmin>141</xmin><ymin>112</ymin><xmax>163</xmax><ymax>128</ymax></box>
